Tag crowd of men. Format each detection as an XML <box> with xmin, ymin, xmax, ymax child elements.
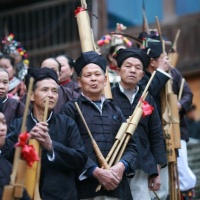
<box><xmin>0</xmin><ymin>27</ymin><xmax>197</xmax><ymax>200</ymax></box>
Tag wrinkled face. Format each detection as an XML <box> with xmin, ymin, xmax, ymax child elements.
<box><xmin>0</xmin><ymin>112</ymin><xmax>7</xmax><ymax>148</ymax></box>
<box><xmin>78</xmin><ymin>64</ymin><xmax>106</xmax><ymax>98</ymax></box>
<box><xmin>0</xmin><ymin>58</ymin><xmax>15</xmax><ymax>79</ymax></box>
<box><xmin>31</xmin><ymin>79</ymin><xmax>59</xmax><ymax>111</ymax></box>
<box><xmin>0</xmin><ymin>71</ymin><xmax>9</xmax><ymax>98</ymax></box>
<box><xmin>41</xmin><ymin>59</ymin><xmax>60</xmax><ymax>79</ymax></box>
<box><xmin>56</xmin><ymin>56</ymin><xmax>74</xmax><ymax>83</ymax></box>
<box><xmin>117</xmin><ymin>57</ymin><xmax>144</xmax><ymax>89</ymax></box>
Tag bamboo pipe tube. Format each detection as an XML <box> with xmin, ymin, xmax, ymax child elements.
<box><xmin>178</xmin><ymin>78</ymin><xmax>185</xmax><ymax>101</ymax></box>
<box><xmin>155</xmin><ymin>16</ymin><xmax>163</xmax><ymax>42</ymax></box>
<box><xmin>168</xmin><ymin>30</ymin><xmax>181</xmax><ymax>68</ymax></box>
<box><xmin>103</xmin><ymin>68</ymin><xmax>113</xmax><ymax>99</ymax></box>
<box><xmin>75</xmin><ymin>102</ymin><xmax>109</xmax><ymax>169</ymax></box>
<box><xmin>105</xmin><ymin>122</ymin><xmax>128</xmax><ymax>163</ymax></box>
<box><xmin>11</xmin><ymin>78</ymin><xmax>34</xmax><ymax>199</ymax></box>
<box><xmin>115</xmin><ymin>107</ymin><xmax>143</xmax><ymax>164</ymax></box>
<box><xmin>2</xmin><ymin>78</ymin><xmax>34</xmax><ymax>200</ymax></box>
<box><xmin>34</xmin><ymin>97</ymin><xmax>49</xmax><ymax>199</ymax></box>
<box><xmin>75</xmin><ymin>7</ymin><xmax>93</xmax><ymax>52</ymax></box>
<box><xmin>25</xmin><ymin>97</ymin><xmax>49</xmax><ymax>199</ymax></box>
<box><xmin>168</xmin><ymin>93</ymin><xmax>181</xmax><ymax>149</ymax></box>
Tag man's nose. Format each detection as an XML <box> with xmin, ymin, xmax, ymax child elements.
<box><xmin>91</xmin><ymin>74</ymin><xmax>97</xmax><ymax>81</ymax></box>
<box><xmin>130</xmin><ymin>66</ymin><xmax>136</xmax><ymax>72</ymax></box>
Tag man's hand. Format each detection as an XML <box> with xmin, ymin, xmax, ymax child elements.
<box><xmin>148</xmin><ymin>165</ymin><xmax>161</xmax><ymax>191</ymax></box>
<box><xmin>158</xmin><ymin>53</ymin><xmax>171</xmax><ymax>72</ymax></box>
<box><xmin>110</xmin><ymin>161</ymin><xmax>125</xmax><ymax>182</ymax></box>
<box><xmin>29</xmin><ymin>122</ymin><xmax>52</xmax><ymax>151</ymax></box>
<box><xmin>93</xmin><ymin>167</ymin><xmax>121</xmax><ymax>190</ymax></box>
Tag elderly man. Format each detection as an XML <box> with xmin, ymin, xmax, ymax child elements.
<box><xmin>2</xmin><ymin>67</ymin><xmax>87</xmax><ymax>200</ymax></box>
<box><xmin>61</xmin><ymin>51</ymin><xmax>138</xmax><ymax>200</ymax></box>
<box><xmin>112</xmin><ymin>47</ymin><xmax>167</xmax><ymax>200</ymax></box>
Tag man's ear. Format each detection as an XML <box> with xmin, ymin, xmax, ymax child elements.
<box><xmin>30</xmin><ymin>91</ymin><xmax>34</xmax><ymax>102</ymax></box>
<box><xmin>150</xmin><ymin>58</ymin><xmax>156</xmax><ymax>67</ymax></box>
<box><xmin>77</xmin><ymin>77</ymin><xmax>81</xmax><ymax>88</ymax></box>
<box><xmin>70</xmin><ymin>68</ymin><xmax>74</xmax><ymax>76</ymax></box>
<box><xmin>141</xmin><ymin>71</ymin><xmax>145</xmax><ymax>78</ymax></box>
<box><xmin>104</xmin><ymin>74</ymin><xmax>107</xmax><ymax>87</ymax></box>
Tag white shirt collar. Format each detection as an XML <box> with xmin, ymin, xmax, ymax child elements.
<box><xmin>31</xmin><ymin>111</ymin><xmax>53</xmax><ymax>124</ymax></box>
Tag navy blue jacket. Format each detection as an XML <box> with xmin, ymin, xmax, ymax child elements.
<box><xmin>61</xmin><ymin>95</ymin><xmax>138</xmax><ymax>200</ymax></box>
<box><xmin>139</xmin><ymin>69</ymin><xmax>170</xmax><ymax>117</ymax></box>
<box><xmin>139</xmin><ymin>68</ymin><xmax>193</xmax><ymax>141</ymax></box>
<box><xmin>112</xmin><ymin>84</ymin><xmax>167</xmax><ymax>175</ymax></box>
<box><xmin>2</xmin><ymin>112</ymin><xmax>87</xmax><ymax>200</ymax></box>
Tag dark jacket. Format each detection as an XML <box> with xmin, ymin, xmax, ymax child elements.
<box><xmin>61</xmin><ymin>95</ymin><xmax>138</xmax><ymax>200</ymax></box>
<box><xmin>112</xmin><ymin>84</ymin><xmax>167</xmax><ymax>175</ymax></box>
<box><xmin>1</xmin><ymin>96</ymin><xmax>25</xmax><ymax>128</ymax></box>
<box><xmin>0</xmin><ymin>153</ymin><xmax>30</xmax><ymax>200</ymax></box>
<box><xmin>138</xmin><ymin>68</ymin><xmax>193</xmax><ymax>141</ymax></box>
<box><xmin>139</xmin><ymin>69</ymin><xmax>170</xmax><ymax>117</ymax></box>
<box><xmin>2</xmin><ymin>112</ymin><xmax>87</xmax><ymax>200</ymax></box>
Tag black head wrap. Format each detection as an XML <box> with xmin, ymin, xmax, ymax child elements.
<box><xmin>25</xmin><ymin>67</ymin><xmax>58</xmax><ymax>88</ymax></box>
<box><xmin>143</xmin><ymin>39</ymin><xmax>163</xmax><ymax>59</ymax></box>
<box><xmin>75</xmin><ymin>51</ymin><xmax>106</xmax><ymax>76</ymax></box>
<box><xmin>113</xmin><ymin>47</ymin><xmax>150</xmax><ymax>69</ymax></box>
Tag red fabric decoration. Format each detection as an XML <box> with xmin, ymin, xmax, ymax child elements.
<box><xmin>140</xmin><ymin>98</ymin><xmax>154</xmax><ymax>117</ymax></box>
<box><xmin>74</xmin><ymin>7</ymin><xmax>86</xmax><ymax>16</ymax></box>
<box><xmin>15</xmin><ymin>132</ymin><xmax>39</xmax><ymax>167</ymax></box>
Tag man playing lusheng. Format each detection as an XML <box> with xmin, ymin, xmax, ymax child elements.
<box><xmin>112</xmin><ymin>47</ymin><xmax>167</xmax><ymax>200</ymax></box>
<box><xmin>61</xmin><ymin>51</ymin><xmax>138</xmax><ymax>200</ymax></box>
<box><xmin>2</xmin><ymin>67</ymin><xmax>87</xmax><ymax>200</ymax></box>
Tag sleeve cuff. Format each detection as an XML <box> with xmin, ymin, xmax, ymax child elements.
<box><xmin>47</xmin><ymin>148</ymin><xmax>55</xmax><ymax>161</ymax></box>
<box><xmin>157</xmin><ymin>68</ymin><xmax>171</xmax><ymax>78</ymax></box>
<box><xmin>120</xmin><ymin>159</ymin><xmax>129</xmax><ymax>173</ymax></box>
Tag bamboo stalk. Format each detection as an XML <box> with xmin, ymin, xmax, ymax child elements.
<box><xmin>96</xmin><ymin>71</ymin><xmax>156</xmax><ymax>192</ymax></box>
<box><xmin>25</xmin><ymin>97</ymin><xmax>49</xmax><ymax>199</ymax></box>
<box><xmin>75</xmin><ymin>102</ymin><xmax>109</xmax><ymax>169</ymax></box>
<box><xmin>155</xmin><ymin>16</ymin><xmax>163</xmax><ymax>42</ymax></box>
<box><xmin>178</xmin><ymin>78</ymin><xmax>185</xmax><ymax>101</ymax></box>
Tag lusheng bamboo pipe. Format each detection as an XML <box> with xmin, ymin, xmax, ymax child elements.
<box><xmin>178</xmin><ymin>78</ymin><xmax>185</xmax><ymax>101</ymax></box>
<box><xmin>25</xmin><ymin>97</ymin><xmax>49</xmax><ymax>199</ymax></box>
<box><xmin>96</xmin><ymin>71</ymin><xmax>156</xmax><ymax>192</ymax></box>
<box><xmin>104</xmin><ymin>70</ymin><xmax>156</xmax><ymax>167</ymax></box>
<box><xmin>75</xmin><ymin>0</ymin><xmax>93</xmax><ymax>52</ymax></box>
<box><xmin>75</xmin><ymin>102</ymin><xmax>109</xmax><ymax>170</ymax></box>
<box><xmin>161</xmin><ymin>78</ymin><xmax>181</xmax><ymax>200</ymax></box>
<box><xmin>2</xmin><ymin>77</ymin><xmax>34</xmax><ymax>200</ymax></box>
<box><xmin>75</xmin><ymin>0</ymin><xmax>112</xmax><ymax>100</ymax></box>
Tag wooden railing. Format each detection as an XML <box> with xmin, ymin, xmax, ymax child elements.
<box><xmin>0</xmin><ymin>0</ymin><xmax>85</xmax><ymax>66</ymax></box>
